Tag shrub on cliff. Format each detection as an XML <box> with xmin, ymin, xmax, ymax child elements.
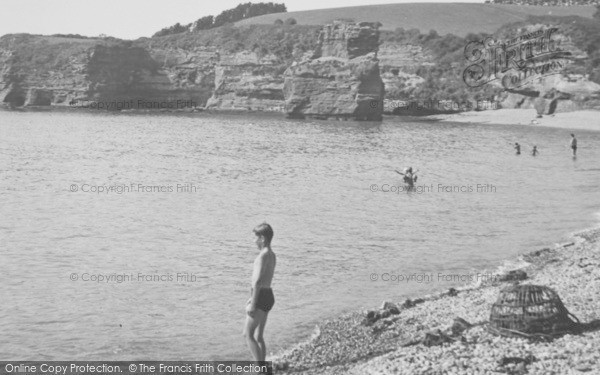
<box><xmin>213</xmin><ymin>2</ymin><xmax>287</xmax><ymax>28</ymax></box>
<box><xmin>50</xmin><ymin>34</ymin><xmax>89</xmax><ymax>39</ymax></box>
<box><xmin>153</xmin><ymin>23</ymin><xmax>189</xmax><ymax>37</ymax></box>
<box><xmin>381</xmin><ymin>28</ymin><xmax>500</xmax><ymax>102</ymax></box>
<box><xmin>383</xmin><ymin>15</ymin><xmax>600</xmax><ymax>102</ymax></box>
<box><xmin>144</xmin><ymin>24</ymin><xmax>318</xmax><ymax>64</ymax></box>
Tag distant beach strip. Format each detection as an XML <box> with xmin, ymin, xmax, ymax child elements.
<box><xmin>431</xmin><ymin>109</ymin><xmax>600</xmax><ymax>132</ymax></box>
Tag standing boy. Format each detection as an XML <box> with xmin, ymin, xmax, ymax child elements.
<box><xmin>244</xmin><ymin>223</ymin><xmax>277</xmax><ymax>362</ymax></box>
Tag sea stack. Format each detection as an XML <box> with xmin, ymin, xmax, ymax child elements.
<box><xmin>283</xmin><ymin>21</ymin><xmax>385</xmax><ymax>121</ymax></box>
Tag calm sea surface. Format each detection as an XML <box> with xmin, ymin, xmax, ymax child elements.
<box><xmin>1</xmin><ymin>110</ymin><xmax>599</xmax><ymax>360</ymax></box>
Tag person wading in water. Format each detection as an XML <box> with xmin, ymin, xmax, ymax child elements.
<box><xmin>396</xmin><ymin>167</ymin><xmax>418</xmax><ymax>189</ymax></box>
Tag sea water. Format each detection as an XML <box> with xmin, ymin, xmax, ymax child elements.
<box><xmin>1</xmin><ymin>110</ymin><xmax>599</xmax><ymax>360</ymax></box>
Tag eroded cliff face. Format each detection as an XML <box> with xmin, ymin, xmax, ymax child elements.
<box><xmin>205</xmin><ymin>51</ymin><xmax>284</xmax><ymax>111</ymax></box>
<box><xmin>379</xmin><ymin>43</ymin><xmax>432</xmax><ymax>101</ymax></box>
<box><xmin>0</xmin><ymin>35</ymin><xmax>90</xmax><ymax>106</ymax></box>
<box><xmin>2</xmin><ymin>20</ymin><xmax>599</xmax><ymax>115</ymax></box>
<box><xmin>283</xmin><ymin>21</ymin><xmax>385</xmax><ymax>120</ymax></box>
<box><xmin>143</xmin><ymin>45</ymin><xmax>218</xmax><ymax>107</ymax></box>
<box><xmin>0</xmin><ymin>34</ymin><xmax>284</xmax><ymax>111</ymax></box>
<box><xmin>0</xmin><ymin>35</ymin><xmax>216</xmax><ymax>109</ymax></box>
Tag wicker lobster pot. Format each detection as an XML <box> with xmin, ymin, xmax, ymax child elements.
<box><xmin>488</xmin><ymin>284</ymin><xmax>580</xmax><ymax>338</ymax></box>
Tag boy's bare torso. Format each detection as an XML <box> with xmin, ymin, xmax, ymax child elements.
<box><xmin>252</xmin><ymin>249</ymin><xmax>276</xmax><ymax>288</ymax></box>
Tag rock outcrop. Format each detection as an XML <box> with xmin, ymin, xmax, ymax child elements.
<box><xmin>500</xmin><ymin>74</ymin><xmax>600</xmax><ymax>115</ymax></box>
<box><xmin>205</xmin><ymin>51</ymin><xmax>284</xmax><ymax>111</ymax></box>
<box><xmin>24</xmin><ymin>88</ymin><xmax>54</xmax><ymax>106</ymax></box>
<box><xmin>283</xmin><ymin>21</ymin><xmax>385</xmax><ymax>120</ymax></box>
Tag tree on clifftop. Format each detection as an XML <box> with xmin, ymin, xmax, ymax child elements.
<box><xmin>153</xmin><ymin>2</ymin><xmax>287</xmax><ymax>37</ymax></box>
<box><xmin>192</xmin><ymin>16</ymin><xmax>214</xmax><ymax>31</ymax></box>
<box><xmin>153</xmin><ymin>23</ymin><xmax>188</xmax><ymax>37</ymax></box>
<box><xmin>213</xmin><ymin>3</ymin><xmax>287</xmax><ymax>27</ymax></box>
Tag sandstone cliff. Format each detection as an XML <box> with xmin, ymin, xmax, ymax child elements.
<box><xmin>0</xmin><ymin>34</ymin><xmax>216</xmax><ymax>109</ymax></box>
<box><xmin>205</xmin><ymin>51</ymin><xmax>284</xmax><ymax>112</ymax></box>
<box><xmin>0</xmin><ymin>35</ymin><xmax>90</xmax><ymax>107</ymax></box>
<box><xmin>1</xmin><ymin>17</ymin><xmax>599</xmax><ymax>116</ymax></box>
<box><xmin>283</xmin><ymin>21</ymin><xmax>385</xmax><ymax>120</ymax></box>
<box><xmin>0</xmin><ymin>26</ymin><xmax>317</xmax><ymax>112</ymax></box>
<box><xmin>378</xmin><ymin>43</ymin><xmax>432</xmax><ymax>104</ymax></box>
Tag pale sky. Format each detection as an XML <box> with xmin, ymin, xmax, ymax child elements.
<box><xmin>2</xmin><ymin>0</ymin><xmax>481</xmax><ymax>40</ymax></box>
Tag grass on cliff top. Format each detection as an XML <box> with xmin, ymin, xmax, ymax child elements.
<box><xmin>235</xmin><ymin>3</ymin><xmax>597</xmax><ymax>37</ymax></box>
<box><xmin>141</xmin><ymin>24</ymin><xmax>320</xmax><ymax>64</ymax></box>
<box><xmin>0</xmin><ymin>34</ymin><xmax>135</xmax><ymax>74</ymax></box>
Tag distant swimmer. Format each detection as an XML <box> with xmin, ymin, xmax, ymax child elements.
<box><xmin>532</xmin><ymin>146</ymin><xmax>538</xmax><ymax>156</ymax></box>
<box><xmin>514</xmin><ymin>143</ymin><xmax>521</xmax><ymax>155</ymax></box>
<box><xmin>396</xmin><ymin>167</ymin><xmax>418</xmax><ymax>188</ymax></box>
<box><xmin>570</xmin><ymin>134</ymin><xmax>577</xmax><ymax>156</ymax></box>
<box><xmin>244</xmin><ymin>223</ymin><xmax>276</xmax><ymax>362</ymax></box>
<box><xmin>408</xmin><ymin>167</ymin><xmax>418</xmax><ymax>184</ymax></box>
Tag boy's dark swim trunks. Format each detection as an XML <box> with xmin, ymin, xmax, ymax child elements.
<box><xmin>253</xmin><ymin>287</ymin><xmax>275</xmax><ymax>312</ymax></box>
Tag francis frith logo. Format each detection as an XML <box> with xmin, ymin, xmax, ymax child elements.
<box><xmin>463</xmin><ymin>27</ymin><xmax>572</xmax><ymax>90</ymax></box>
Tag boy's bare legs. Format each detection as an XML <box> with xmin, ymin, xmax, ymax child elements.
<box><xmin>243</xmin><ymin>309</ymin><xmax>267</xmax><ymax>361</ymax></box>
<box><xmin>256</xmin><ymin>312</ymin><xmax>269</xmax><ymax>361</ymax></box>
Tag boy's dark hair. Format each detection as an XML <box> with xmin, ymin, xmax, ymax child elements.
<box><xmin>253</xmin><ymin>223</ymin><xmax>274</xmax><ymax>245</ymax></box>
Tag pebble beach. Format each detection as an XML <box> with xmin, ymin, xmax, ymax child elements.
<box><xmin>272</xmin><ymin>226</ymin><xmax>600</xmax><ymax>374</ymax></box>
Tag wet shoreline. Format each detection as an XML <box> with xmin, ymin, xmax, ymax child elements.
<box><xmin>272</xmin><ymin>225</ymin><xmax>600</xmax><ymax>374</ymax></box>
